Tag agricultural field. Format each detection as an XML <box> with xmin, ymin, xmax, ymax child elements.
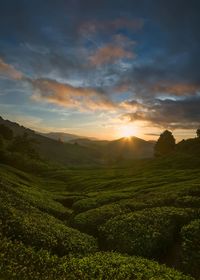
<box><xmin>0</xmin><ymin>154</ymin><xmax>200</xmax><ymax>279</ymax></box>
<box><xmin>1</xmin><ymin>0</ymin><xmax>200</xmax><ymax>278</ymax></box>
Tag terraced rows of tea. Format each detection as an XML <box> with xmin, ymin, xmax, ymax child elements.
<box><xmin>0</xmin><ymin>159</ymin><xmax>200</xmax><ymax>279</ymax></box>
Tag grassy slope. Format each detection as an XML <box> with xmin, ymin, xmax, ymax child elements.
<box><xmin>0</xmin><ymin>155</ymin><xmax>200</xmax><ymax>279</ymax></box>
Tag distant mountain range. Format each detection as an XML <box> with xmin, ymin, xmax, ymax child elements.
<box><xmin>0</xmin><ymin>116</ymin><xmax>155</xmax><ymax>165</ymax></box>
<box><xmin>40</xmin><ymin>132</ymin><xmax>97</xmax><ymax>142</ymax></box>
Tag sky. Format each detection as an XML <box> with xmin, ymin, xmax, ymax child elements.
<box><xmin>0</xmin><ymin>0</ymin><xmax>200</xmax><ymax>141</ymax></box>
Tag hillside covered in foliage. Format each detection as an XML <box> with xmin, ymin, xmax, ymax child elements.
<box><xmin>0</xmin><ymin>121</ymin><xmax>200</xmax><ymax>279</ymax></box>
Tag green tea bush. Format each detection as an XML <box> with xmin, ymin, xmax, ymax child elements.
<box><xmin>0</xmin><ymin>165</ymin><xmax>71</xmax><ymax>221</ymax></box>
<box><xmin>0</xmin><ymin>237</ymin><xmax>66</xmax><ymax>280</ymax></box>
<box><xmin>72</xmin><ymin>193</ymin><xmax>200</xmax><ymax>236</ymax></box>
<box><xmin>100</xmin><ymin>207</ymin><xmax>198</xmax><ymax>258</ymax></box>
<box><xmin>65</xmin><ymin>252</ymin><xmax>194</xmax><ymax>280</ymax></box>
<box><xmin>2</xmin><ymin>210</ymin><xmax>97</xmax><ymax>256</ymax></box>
<box><xmin>72</xmin><ymin>203</ymin><xmax>128</xmax><ymax>235</ymax></box>
<box><xmin>181</xmin><ymin>219</ymin><xmax>200</xmax><ymax>278</ymax></box>
<box><xmin>0</xmin><ymin>238</ymin><xmax>194</xmax><ymax>280</ymax></box>
<box><xmin>72</xmin><ymin>192</ymin><xmax>131</xmax><ymax>213</ymax></box>
<box><xmin>118</xmin><ymin>196</ymin><xmax>174</xmax><ymax>210</ymax></box>
<box><xmin>117</xmin><ymin>198</ymin><xmax>151</xmax><ymax>211</ymax></box>
<box><xmin>0</xmin><ymin>190</ymin><xmax>98</xmax><ymax>256</ymax></box>
<box><xmin>175</xmin><ymin>196</ymin><xmax>200</xmax><ymax>208</ymax></box>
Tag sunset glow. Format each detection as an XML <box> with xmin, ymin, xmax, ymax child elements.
<box><xmin>0</xmin><ymin>1</ymin><xmax>199</xmax><ymax>141</ymax></box>
<box><xmin>118</xmin><ymin>124</ymin><xmax>138</xmax><ymax>138</ymax></box>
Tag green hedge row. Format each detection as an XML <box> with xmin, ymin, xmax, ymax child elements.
<box><xmin>100</xmin><ymin>207</ymin><xmax>198</xmax><ymax>258</ymax></box>
<box><xmin>72</xmin><ymin>203</ymin><xmax>128</xmax><ymax>235</ymax></box>
<box><xmin>0</xmin><ymin>238</ymin><xmax>194</xmax><ymax>280</ymax></box>
<box><xmin>72</xmin><ymin>195</ymin><xmax>200</xmax><ymax>237</ymax></box>
<box><xmin>0</xmin><ymin>237</ymin><xmax>66</xmax><ymax>280</ymax></box>
<box><xmin>0</xmin><ymin>174</ymin><xmax>71</xmax><ymax>221</ymax></box>
<box><xmin>72</xmin><ymin>192</ymin><xmax>132</xmax><ymax>213</ymax></box>
<box><xmin>0</xmin><ymin>189</ymin><xmax>97</xmax><ymax>256</ymax></box>
<box><xmin>181</xmin><ymin>219</ymin><xmax>200</xmax><ymax>278</ymax></box>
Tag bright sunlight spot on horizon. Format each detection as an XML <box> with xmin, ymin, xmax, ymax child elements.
<box><xmin>118</xmin><ymin>124</ymin><xmax>138</xmax><ymax>138</ymax></box>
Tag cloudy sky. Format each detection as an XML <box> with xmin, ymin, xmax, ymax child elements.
<box><xmin>0</xmin><ymin>0</ymin><xmax>200</xmax><ymax>140</ymax></box>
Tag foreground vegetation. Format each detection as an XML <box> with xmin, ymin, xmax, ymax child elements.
<box><xmin>0</xmin><ymin>123</ymin><xmax>200</xmax><ymax>279</ymax></box>
<box><xmin>0</xmin><ymin>238</ymin><xmax>193</xmax><ymax>280</ymax></box>
<box><xmin>0</xmin><ymin>155</ymin><xmax>200</xmax><ymax>279</ymax></box>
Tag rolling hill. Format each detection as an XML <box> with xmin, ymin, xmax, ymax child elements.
<box><xmin>40</xmin><ymin>132</ymin><xmax>96</xmax><ymax>142</ymax></box>
<box><xmin>105</xmin><ymin>136</ymin><xmax>154</xmax><ymax>160</ymax></box>
<box><xmin>0</xmin><ymin>116</ymin><xmax>101</xmax><ymax>166</ymax></box>
<box><xmin>0</xmin><ymin>116</ymin><xmax>155</xmax><ymax>165</ymax></box>
<box><xmin>0</xmin><ymin>116</ymin><xmax>200</xmax><ymax>279</ymax></box>
<box><xmin>0</xmin><ymin>152</ymin><xmax>199</xmax><ymax>279</ymax></box>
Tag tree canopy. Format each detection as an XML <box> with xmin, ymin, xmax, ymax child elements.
<box><xmin>154</xmin><ymin>130</ymin><xmax>176</xmax><ymax>157</ymax></box>
<box><xmin>196</xmin><ymin>129</ymin><xmax>200</xmax><ymax>138</ymax></box>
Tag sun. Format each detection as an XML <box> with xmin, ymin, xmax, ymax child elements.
<box><xmin>119</xmin><ymin>124</ymin><xmax>137</xmax><ymax>138</ymax></box>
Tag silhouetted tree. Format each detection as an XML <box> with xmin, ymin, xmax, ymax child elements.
<box><xmin>154</xmin><ymin>130</ymin><xmax>175</xmax><ymax>157</ymax></box>
<box><xmin>0</xmin><ymin>124</ymin><xmax>13</xmax><ymax>140</ymax></box>
<box><xmin>196</xmin><ymin>129</ymin><xmax>200</xmax><ymax>138</ymax></box>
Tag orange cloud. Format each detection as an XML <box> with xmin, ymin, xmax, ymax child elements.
<box><xmin>152</xmin><ymin>82</ymin><xmax>200</xmax><ymax>96</ymax></box>
<box><xmin>0</xmin><ymin>58</ymin><xmax>23</xmax><ymax>80</ymax></box>
<box><xmin>31</xmin><ymin>78</ymin><xmax>117</xmax><ymax>111</ymax></box>
<box><xmin>121</xmin><ymin>100</ymin><xmax>145</xmax><ymax>111</ymax></box>
<box><xmin>90</xmin><ymin>44</ymin><xmax>134</xmax><ymax>66</ymax></box>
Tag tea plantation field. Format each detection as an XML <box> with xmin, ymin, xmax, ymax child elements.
<box><xmin>0</xmin><ymin>156</ymin><xmax>200</xmax><ymax>279</ymax></box>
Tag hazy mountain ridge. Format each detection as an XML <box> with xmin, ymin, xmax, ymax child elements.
<box><xmin>0</xmin><ymin>116</ymin><xmax>154</xmax><ymax>165</ymax></box>
<box><xmin>0</xmin><ymin>116</ymin><xmax>101</xmax><ymax>165</ymax></box>
<box><xmin>40</xmin><ymin>132</ymin><xmax>97</xmax><ymax>142</ymax></box>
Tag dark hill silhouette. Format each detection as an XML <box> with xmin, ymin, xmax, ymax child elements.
<box><xmin>0</xmin><ymin>116</ymin><xmax>155</xmax><ymax>165</ymax></box>
<box><xmin>105</xmin><ymin>137</ymin><xmax>154</xmax><ymax>160</ymax></box>
<box><xmin>0</xmin><ymin>116</ymin><xmax>100</xmax><ymax>165</ymax></box>
<box><xmin>176</xmin><ymin>137</ymin><xmax>200</xmax><ymax>155</ymax></box>
<box><xmin>40</xmin><ymin>132</ymin><xmax>96</xmax><ymax>142</ymax></box>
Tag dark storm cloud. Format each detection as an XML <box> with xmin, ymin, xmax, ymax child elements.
<box><xmin>0</xmin><ymin>0</ymin><xmax>140</xmax><ymax>83</ymax></box>
<box><xmin>114</xmin><ymin>0</ymin><xmax>200</xmax><ymax>102</ymax></box>
<box><xmin>0</xmin><ymin>0</ymin><xmax>200</xmax><ymax>130</ymax></box>
<box><xmin>115</xmin><ymin>58</ymin><xmax>200</xmax><ymax>100</ymax></box>
<box><xmin>124</xmin><ymin>97</ymin><xmax>200</xmax><ymax>129</ymax></box>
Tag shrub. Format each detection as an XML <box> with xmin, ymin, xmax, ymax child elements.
<box><xmin>0</xmin><ymin>190</ymin><xmax>98</xmax><ymax>257</ymax></box>
<box><xmin>0</xmin><ymin>238</ymin><xmax>194</xmax><ymax>280</ymax></box>
<box><xmin>100</xmin><ymin>207</ymin><xmax>198</xmax><ymax>258</ymax></box>
<box><xmin>72</xmin><ymin>203</ymin><xmax>128</xmax><ymax>235</ymax></box>
<box><xmin>175</xmin><ymin>196</ymin><xmax>200</xmax><ymax>208</ymax></box>
<box><xmin>0</xmin><ymin>237</ymin><xmax>66</xmax><ymax>280</ymax></box>
<box><xmin>65</xmin><ymin>252</ymin><xmax>194</xmax><ymax>280</ymax></box>
<box><xmin>181</xmin><ymin>219</ymin><xmax>200</xmax><ymax>278</ymax></box>
<box><xmin>72</xmin><ymin>192</ymin><xmax>131</xmax><ymax>213</ymax></box>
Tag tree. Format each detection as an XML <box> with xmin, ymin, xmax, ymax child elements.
<box><xmin>154</xmin><ymin>130</ymin><xmax>176</xmax><ymax>157</ymax></box>
<box><xmin>196</xmin><ymin>129</ymin><xmax>200</xmax><ymax>138</ymax></box>
<box><xmin>0</xmin><ymin>124</ymin><xmax>13</xmax><ymax>140</ymax></box>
